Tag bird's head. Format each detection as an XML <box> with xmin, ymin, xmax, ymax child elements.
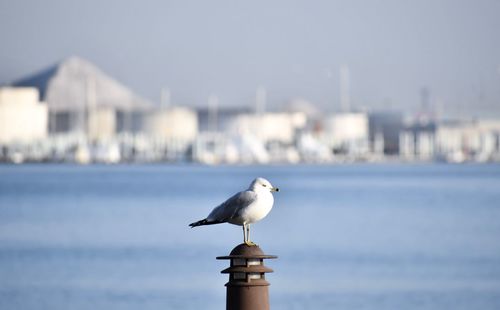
<box><xmin>249</xmin><ymin>177</ymin><xmax>279</xmax><ymax>193</ymax></box>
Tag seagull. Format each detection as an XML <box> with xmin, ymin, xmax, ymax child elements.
<box><xmin>189</xmin><ymin>177</ymin><xmax>279</xmax><ymax>246</ymax></box>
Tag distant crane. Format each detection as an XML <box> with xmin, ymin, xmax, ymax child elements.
<box><xmin>160</xmin><ymin>87</ymin><xmax>171</xmax><ymax>109</ymax></box>
<box><xmin>340</xmin><ymin>64</ymin><xmax>350</xmax><ymax>112</ymax></box>
<box><xmin>208</xmin><ymin>94</ymin><xmax>219</xmax><ymax>133</ymax></box>
<box><xmin>255</xmin><ymin>86</ymin><xmax>266</xmax><ymax>115</ymax></box>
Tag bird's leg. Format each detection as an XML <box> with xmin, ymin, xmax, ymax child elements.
<box><xmin>242</xmin><ymin>224</ymin><xmax>247</xmax><ymax>244</ymax></box>
<box><xmin>244</xmin><ymin>224</ymin><xmax>257</xmax><ymax>246</ymax></box>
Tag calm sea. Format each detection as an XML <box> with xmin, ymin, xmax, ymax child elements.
<box><xmin>1</xmin><ymin>164</ymin><xmax>500</xmax><ymax>309</ymax></box>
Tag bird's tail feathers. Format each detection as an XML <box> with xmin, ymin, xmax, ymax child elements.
<box><xmin>189</xmin><ymin>219</ymin><xmax>223</xmax><ymax>228</ymax></box>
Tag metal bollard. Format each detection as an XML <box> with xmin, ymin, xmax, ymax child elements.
<box><xmin>217</xmin><ymin>244</ymin><xmax>277</xmax><ymax>310</ymax></box>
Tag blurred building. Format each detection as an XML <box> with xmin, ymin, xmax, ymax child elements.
<box><xmin>0</xmin><ymin>87</ymin><xmax>48</xmax><ymax>144</ymax></box>
<box><xmin>323</xmin><ymin>112</ymin><xmax>369</xmax><ymax>155</ymax></box>
<box><xmin>227</xmin><ymin>112</ymin><xmax>306</xmax><ymax>144</ymax></box>
<box><xmin>194</xmin><ymin>112</ymin><xmax>306</xmax><ymax>164</ymax></box>
<box><xmin>399</xmin><ymin>121</ymin><xmax>436</xmax><ymax>160</ymax></box>
<box><xmin>145</xmin><ymin>106</ymin><xmax>198</xmax><ymax>141</ymax></box>
<box><xmin>436</xmin><ymin>120</ymin><xmax>500</xmax><ymax>162</ymax></box>
<box><xmin>284</xmin><ymin>98</ymin><xmax>321</xmax><ymax>121</ymax></box>
<box><xmin>14</xmin><ymin>56</ymin><xmax>152</xmax><ymax>137</ymax></box>
<box><xmin>368</xmin><ymin>111</ymin><xmax>403</xmax><ymax>155</ymax></box>
<box><xmin>229</xmin><ymin>112</ymin><xmax>306</xmax><ymax>163</ymax></box>
<box><xmin>197</xmin><ymin>107</ymin><xmax>251</xmax><ymax>132</ymax></box>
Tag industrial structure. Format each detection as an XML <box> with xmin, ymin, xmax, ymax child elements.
<box><xmin>0</xmin><ymin>87</ymin><xmax>48</xmax><ymax>145</ymax></box>
<box><xmin>2</xmin><ymin>56</ymin><xmax>500</xmax><ymax>164</ymax></box>
<box><xmin>3</xmin><ymin>57</ymin><xmax>198</xmax><ymax>163</ymax></box>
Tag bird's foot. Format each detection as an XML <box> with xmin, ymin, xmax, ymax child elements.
<box><xmin>244</xmin><ymin>240</ymin><xmax>257</xmax><ymax>246</ymax></box>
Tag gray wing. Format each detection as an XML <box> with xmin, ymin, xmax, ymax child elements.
<box><xmin>207</xmin><ymin>190</ymin><xmax>257</xmax><ymax>222</ymax></box>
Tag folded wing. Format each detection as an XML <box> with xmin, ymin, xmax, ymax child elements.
<box><xmin>207</xmin><ymin>190</ymin><xmax>257</xmax><ymax>222</ymax></box>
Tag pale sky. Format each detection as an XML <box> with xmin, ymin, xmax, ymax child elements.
<box><xmin>1</xmin><ymin>0</ymin><xmax>500</xmax><ymax>117</ymax></box>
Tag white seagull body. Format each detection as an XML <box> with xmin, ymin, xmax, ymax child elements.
<box><xmin>189</xmin><ymin>177</ymin><xmax>279</xmax><ymax>246</ymax></box>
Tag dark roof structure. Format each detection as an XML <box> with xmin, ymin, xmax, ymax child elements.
<box><xmin>14</xmin><ymin>56</ymin><xmax>152</xmax><ymax>112</ymax></box>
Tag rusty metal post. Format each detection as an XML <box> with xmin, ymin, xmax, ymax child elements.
<box><xmin>217</xmin><ymin>244</ymin><xmax>277</xmax><ymax>310</ymax></box>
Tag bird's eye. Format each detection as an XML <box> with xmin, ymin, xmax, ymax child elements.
<box><xmin>262</xmin><ymin>184</ymin><xmax>267</xmax><ymax>187</ymax></box>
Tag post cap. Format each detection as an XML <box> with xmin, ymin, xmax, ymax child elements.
<box><xmin>217</xmin><ymin>243</ymin><xmax>278</xmax><ymax>260</ymax></box>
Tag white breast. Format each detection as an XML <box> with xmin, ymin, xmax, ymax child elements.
<box><xmin>241</xmin><ymin>191</ymin><xmax>274</xmax><ymax>224</ymax></box>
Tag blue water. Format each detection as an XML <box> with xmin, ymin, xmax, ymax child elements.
<box><xmin>0</xmin><ymin>164</ymin><xmax>499</xmax><ymax>309</ymax></box>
